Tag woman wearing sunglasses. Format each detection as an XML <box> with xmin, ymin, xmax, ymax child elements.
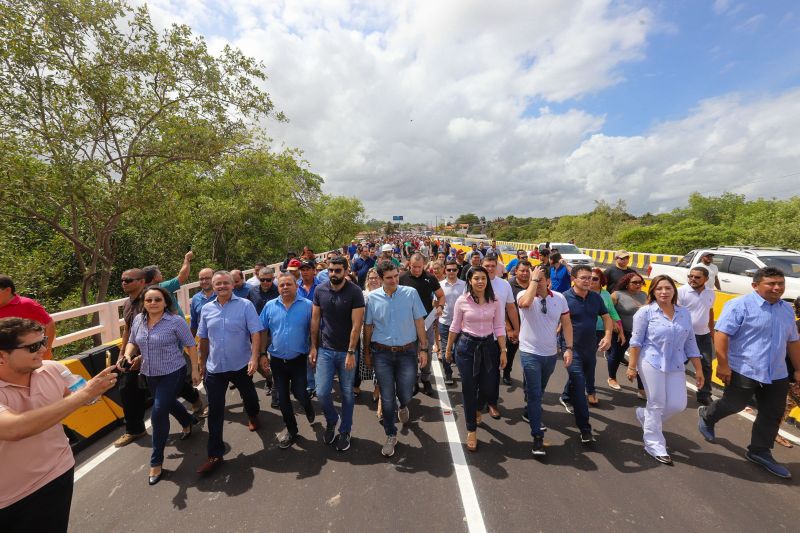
<box><xmin>608</xmin><ymin>272</ymin><xmax>647</xmax><ymax>399</ymax></box>
<box><xmin>588</xmin><ymin>268</ymin><xmax>622</xmax><ymax>405</ymax></box>
<box><xmin>122</xmin><ymin>285</ymin><xmax>200</xmax><ymax>485</ymax></box>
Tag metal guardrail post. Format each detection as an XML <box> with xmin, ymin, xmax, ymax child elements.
<box><xmin>176</xmin><ymin>285</ymin><xmax>191</xmax><ymax>318</ymax></box>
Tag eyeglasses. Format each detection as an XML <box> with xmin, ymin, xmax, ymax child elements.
<box><xmin>328</xmin><ymin>268</ymin><xmax>344</xmax><ymax>274</ymax></box>
<box><xmin>121</xmin><ymin>278</ymin><xmax>142</xmax><ymax>284</ymax></box>
<box><xmin>539</xmin><ymin>298</ymin><xmax>547</xmax><ymax>314</ymax></box>
<box><xmin>259</xmin><ymin>278</ymin><xmax>274</xmax><ymax>282</ymax></box>
<box><xmin>445</xmin><ymin>268</ymin><xmax>458</xmax><ymax>272</ymax></box>
<box><xmin>629</xmin><ymin>280</ymin><xmax>643</xmax><ymax>285</ymax></box>
<box><xmin>15</xmin><ymin>336</ymin><xmax>48</xmax><ymax>353</ymax></box>
<box><xmin>144</xmin><ymin>297</ymin><xmax>163</xmax><ymax>303</ymax></box>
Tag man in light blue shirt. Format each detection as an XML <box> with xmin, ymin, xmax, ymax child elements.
<box><xmin>196</xmin><ymin>270</ymin><xmax>263</xmax><ymax>475</ymax></box>
<box><xmin>699</xmin><ymin>267</ymin><xmax>800</xmax><ymax>479</ymax></box>
<box><xmin>190</xmin><ymin>268</ymin><xmax>216</xmax><ymax>336</ymax></box>
<box><xmin>363</xmin><ymin>260</ymin><xmax>428</xmax><ymax>458</ymax></box>
<box><xmin>260</xmin><ymin>272</ymin><xmax>315</xmax><ymax>449</ymax></box>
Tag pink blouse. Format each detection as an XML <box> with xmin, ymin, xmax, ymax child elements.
<box><xmin>449</xmin><ymin>293</ymin><xmax>506</xmax><ymax>338</ymax></box>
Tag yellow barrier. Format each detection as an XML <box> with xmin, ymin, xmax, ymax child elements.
<box><xmin>60</xmin><ymin>358</ymin><xmax>124</xmax><ymax>439</ymax></box>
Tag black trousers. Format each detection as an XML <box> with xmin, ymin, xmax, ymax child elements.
<box><xmin>270</xmin><ymin>355</ymin><xmax>312</xmax><ymax>435</ymax></box>
<box><xmin>504</xmin><ymin>340</ymin><xmax>519</xmax><ymax>378</ymax></box>
<box><xmin>704</xmin><ymin>371</ymin><xmax>789</xmax><ymax>454</ymax></box>
<box><xmin>0</xmin><ymin>467</ymin><xmax>74</xmax><ymax>533</ymax></box>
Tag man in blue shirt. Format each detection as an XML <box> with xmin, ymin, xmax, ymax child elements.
<box><xmin>190</xmin><ymin>268</ymin><xmax>216</xmax><ymax>336</ymax></box>
<box><xmin>196</xmin><ymin>270</ymin><xmax>263</xmax><ymax>475</ymax></box>
<box><xmin>260</xmin><ymin>272</ymin><xmax>315</xmax><ymax>449</ymax></box>
<box><xmin>297</xmin><ymin>260</ymin><xmax>319</xmax><ymax>300</ymax></box>
<box><xmin>699</xmin><ymin>267</ymin><xmax>800</xmax><ymax>479</ymax></box>
<box><xmin>558</xmin><ymin>265</ymin><xmax>612</xmax><ymax>444</ymax></box>
<box><xmin>310</xmin><ymin>257</ymin><xmax>365</xmax><ymax>451</ymax></box>
<box><xmin>549</xmin><ymin>253</ymin><xmax>571</xmax><ymax>293</ymax></box>
<box><xmin>231</xmin><ymin>270</ymin><xmax>251</xmax><ymax>299</ymax></box>
<box><xmin>363</xmin><ymin>260</ymin><xmax>428</xmax><ymax>458</ymax></box>
<box><xmin>352</xmin><ymin>247</ymin><xmax>376</xmax><ymax>288</ymax></box>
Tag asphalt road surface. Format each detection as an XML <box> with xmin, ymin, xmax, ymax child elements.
<box><xmin>70</xmin><ymin>352</ymin><xmax>800</xmax><ymax>533</ymax></box>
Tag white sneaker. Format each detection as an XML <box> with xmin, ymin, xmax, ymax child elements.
<box><xmin>398</xmin><ymin>406</ymin><xmax>410</xmax><ymax>424</ymax></box>
<box><xmin>381</xmin><ymin>435</ymin><xmax>398</xmax><ymax>457</ymax></box>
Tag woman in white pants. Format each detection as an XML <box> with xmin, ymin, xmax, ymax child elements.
<box><xmin>626</xmin><ymin>275</ymin><xmax>704</xmax><ymax>465</ymax></box>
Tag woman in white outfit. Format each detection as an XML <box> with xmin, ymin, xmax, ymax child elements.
<box><xmin>626</xmin><ymin>275</ymin><xmax>704</xmax><ymax>465</ymax></box>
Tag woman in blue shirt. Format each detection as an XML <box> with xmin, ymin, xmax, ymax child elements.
<box><xmin>626</xmin><ymin>275</ymin><xmax>704</xmax><ymax>465</ymax></box>
<box><xmin>123</xmin><ymin>286</ymin><xmax>199</xmax><ymax>485</ymax></box>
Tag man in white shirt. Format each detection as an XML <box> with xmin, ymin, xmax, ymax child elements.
<box><xmin>481</xmin><ymin>253</ymin><xmax>519</xmax><ymax>419</ymax></box>
<box><xmin>677</xmin><ymin>266</ymin><xmax>716</xmax><ymax>405</ymax></box>
<box><xmin>438</xmin><ymin>260</ymin><xmax>466</xmax><ymax>385</ymax></box>
<box><xmin>699</xmin><ymin>252</ymin><xmax>721</xmax><ymax>291</ymax></box>
<box><xmin>517</xmin><ymin>266</ymin><xmax>573</xmax><ymax>457</ymax></box>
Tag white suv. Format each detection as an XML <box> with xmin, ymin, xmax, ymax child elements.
<box><xmin>678</xmin><ymin>247</ymin><xmax>800</xmax><ymax>301</ymax></box>
<box><xmin>544</xmin><ymin>242</ymin><xmax>595</xmax><ymax>268</ymax></box>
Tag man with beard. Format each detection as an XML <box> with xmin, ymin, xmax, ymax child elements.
<box><xmin>310</xmin><ymin>257</ymin><xmax>365</xmax><ymax>451</ymax></box>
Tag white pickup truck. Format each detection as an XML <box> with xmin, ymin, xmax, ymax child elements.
<box><xmin>647</xmin><ymin>247</ymin><xmax>800</xmax><ymax>302</ymax></box>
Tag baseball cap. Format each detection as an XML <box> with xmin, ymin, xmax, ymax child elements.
<box><xmin>456</xmin><ymin>249</ymin><xmax>466</xmax><ymax>255</ymax></box>
<box><xmin>381</xmin><ymin>244</ymin><xmax>393</xmax><ymax>252</ymax></box>
<box><xmin>299</xmin><ymin>259</ymin><xmax>315</xmax><ymax>269</ymax></box>
<box><xmin>287</xmin><ymin>258</ymin><xmax>302</xmax><ymax>270</ymax></box>
<box><xmin>700</xmin><ymin>251</ymin><xmax>714</xmax><ymax>257</ymax></box>
<box><xmin>616</xmin><ymin>250</ymin><xmax>631</xmax><ymax>259</ymax></box>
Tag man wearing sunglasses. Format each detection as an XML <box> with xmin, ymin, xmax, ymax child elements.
<box><xmin>309</xmin><ymin>257</ymin><xmax>365</xmax><ymax>451</ymax></box>
<box><xmin>517</xmin><ymin>266</ymin><xmax>573</xmax><ymax>456</ymax></box>
<box><xmin>0</xmin><ymin>275</ymin><xmax>56</xmax><ymax>360</ymax></box>
<box><xmin>677</xmin><ymin>266</ymin><xmax>716</xmax><ymax>406</ymax></box>
<box><xmin>0</xmin><ymin>317</ymin><xmax>117</xmax><ymax>532</ymax></box>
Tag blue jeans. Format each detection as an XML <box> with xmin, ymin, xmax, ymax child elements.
<box><xmin>372</xmin><ymin>347</ymin><xmax>418</xmax><ymax>437</ymax></box>
<box><xmin>146</xmin><ymin>365</ymin><xmax>193</xmax><ymax>466</ymax></box>
<box><xmin>520</xmin><ymin>352</ymin><xmax>557</xmax><ymax>438</ymax></box>
<box><xmin>306</xmin><ymin>364</ymin><xmax>316</xmax><ymax>392</ymax></box>
<box><xmin>454</xmin><ymin>334</ymin><xmax>498</xmax><ymax>432</ymax></box>
<box><xmin>316</xmin><ymin>348</ymin><xmax>356</xmax><ymax>434</ymax></box>
<box><xmin>204</xmin><ymin>365</ymin><xmax>260</xmax><ymax>458</ymax></box>
<box><xmin>560</xmin><ymin>344</ymin><xmax>593</xmax><ymax>433</ymax></box>
<box><xmin>439</xmin><ymin>322</ymin><xmax>455</xmax><ymax>376</ymax></box>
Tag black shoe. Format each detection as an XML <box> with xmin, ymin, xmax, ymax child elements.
<box><xmin>271</xmin><ymin>397</ymin><xmax>279</xmax><ymax>409</ymax></box>
<box><xmin>307</xmin><ymin>388</ymin><xmax>316</xmax><ymax>399</ymax></box>
<box><xmin>148</xmin><ymin>468</ymin><xmax>163</xmax><ymax>486</ymax></box>
<box><xmin>278</xmin><ymin>430</ymin><xmax>296</xmax><ymax>449</ymax></box>
<box><xmin>444</xmin><ymin>373</ymin><xmax>454</xmax><ymax>386</ymax></box>
<box><xmin>423</xmin><ymin>381</ymin><xmax>434</xmax><ymax>397</ymax></box>
<box><xmin>413</xmin><ymin>382</ymin><xmax>420</xmax><ymax>396</ymax></box>
<box><xmin>502</xmin><ymin>375</ymin><xmax>512</xmax><ymax>386</ymax></box>
<box><xmin>264</xmin><ymin>382</ymin><xmax>272</xmax><ymax>395</ymax></box>
<box><xmin>559</xmin><ymin>397</ymin><xmax>574</xmax><ymax>415</ymax></box>
<box><xmin>532</xmin><ymin>436</ymin><xmax>546</xmax><ymax>457</ymax></box>
<box><xmin>335</xmin><ymin>432</ymin><xmax>351</xmax><ymax>452</ymax></box>
<box><xmin>180</xmin><ymin>425</ymin><xmax>193</xmax><ymax>441</ymax></box>
<box><xmin>580</xmin><ymin>431</ymin><xmax>596</xmax><ymax>444</ymax></box>
<box><xmin>696</xmin><ymin>396</ymin><xmax>711</xmax><ymax>406</ymax></box>
<box><xmin>305</xmin><ymin>404</ymin><xmax>315</xmax><ymax>424</ymax></box>
<box><xmin>324</xmin><ymin>424</ymin><xmax>337</xmax><ymax>445</ymax></box>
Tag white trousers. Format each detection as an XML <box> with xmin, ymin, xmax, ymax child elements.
<box><xmin>636</xmin><ymin>360</ymin><xmax>687</xmax><ymax>456</ymax></box>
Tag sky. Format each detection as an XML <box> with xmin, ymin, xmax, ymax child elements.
<box><xmin>138</xmin><ymin>0</ymin><xmax>800</xmax><ymax>223</ymax></box>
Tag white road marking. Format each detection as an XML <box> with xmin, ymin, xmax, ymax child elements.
<box><xmin>74</xmin><ymin>418</ymin><xmax>152</xmax><ymax>482</ymax></box>
<box><xmin>431</xmin><ymin>357</ymin><xmax>487</xmax><ymax>533</ymax></box>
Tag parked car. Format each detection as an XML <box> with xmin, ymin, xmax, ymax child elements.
<box><xmin>647</xmin><ymin>246</ymin><xmax>800</xmax><ymax>301</ymax></box>
<box><xmin>541</xmin><ymin>242</ymin><xmax>594</xmax><ymax>268</ymax></box>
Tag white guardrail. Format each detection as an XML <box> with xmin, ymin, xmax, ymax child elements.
<box><xmin>50</xmin><ymin>251</ymin><xmax>333</xmax><ymax>351</ymax></box>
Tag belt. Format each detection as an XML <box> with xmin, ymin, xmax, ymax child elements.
<box><xmin>371</xmin><ymin>341</ymin><xmax>416</xmax><ymax>352</ymax></box>
<box><xmin>462</xmin><ymin>332</ymin><xmax>493</xmax><ymax>342</ymax></box>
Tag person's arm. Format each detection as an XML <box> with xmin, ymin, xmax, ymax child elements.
<box><xmin>626</xmin><ymin>346</ymin><xmax>641</xmax><ymax>383</ymax></box>
<box><xmin>198</xmin><ymin>338</ymin><xmax>209</xmax><ymax>380</ymax></box>
<box><xmin>247</xmin><ymin>331</ymin><xmax>260</xmax><ymax>376</ymax></box>
<box><xmin>309</xmin><ymin>304</ymin><xmax>321</xmax><ymax>368</ymax></box>
<box><xmin>497</xmin><ymin>335</ymin><xmax>508</xmax><ymax>369</ymax></box>
<box><xmin>176</xmin><ymin>251</ymin><xmax>194</xmax><ymax>285</ymax></box>
<box><xmin>433</xmin><ymin>287</ymin><xmax>445</xmax><ymax>317</ymax></box>
<box><xmin>362</xmin><ymin>324</ymin><xmax>373</xmax><ymax>367</ymax></box>
<box><xmin>186</xmin><ymin>345</ymin><xmax>201</xmax><ymax>386</ymax></box>
<box><xmin>414</xmin><ymin>317</ymin><xmax>428</xmax><ymax>370</ymax></box>
<box><xmin>714</xmin><ymin>331</ymin><xmax>731</xmax><ymax>384</ymax></box>
<box><xmin>505</xmin><ymin>302</ymin><xmax>519</xmax><ymax>337</ymax></box>
<box><xmin>599</xmin><ymin>313</ymin><xmax>613</xmax><ymax>351</ymax></box>
<box><xmin>0</xmin><ymin>366</ymin><xmax>117</xmax><ymax>441</ymax></box>
<box><xmin>559</xmin><ymin>313</ymin><xmax>574</xmax><ymax>367</ymax></box>
<box><xmin>714</xmin><ymin>275</ymin><xmax>721</xmax><ymax>291</ymax></box>
<box><xmin>789</xmin><ymin>341</ymin><xmax>800</xmax><ymax>383</ymax></box>
<box><xmin>44</xmin><ymin>319</ymin><xmax>56</xmax><ymax>354</ymax></box>
<box><xmin>346</xmin><ymin>307</ymin><xmax>365</xmax><ymax>370</ymax></box>
<box><xmin>708</xmin><ymin>307</ymin><xmax>715</xmax><ymax>334</ymax></box>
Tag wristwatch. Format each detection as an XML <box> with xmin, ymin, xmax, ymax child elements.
<box><xmin>419</xmin><ymin>348</ymin><xmax>429</xmax><ymax>352</ymax></box>
<box><xmin>347</xmin><ymin>349</ymin><xmax>355</xmax><ymax>355</ymax></box>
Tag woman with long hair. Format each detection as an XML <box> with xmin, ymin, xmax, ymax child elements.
<box><xmin>608</xmin><ymin>272</ymin><xmax>647</xmax><ymax>399</ymax></box>
<box><xmin>626</xmin><ymin>275</ymin><xmax>703</xmax><ymax>465</ymax></box>
<box><xmin>122</xmin><ymin>285</ymin><xmax>200</xmax><ymax>485</ymax></box>
<box><xmin>445</xmin><ymin>266</ymin><xmax>507</xmax><ymax>452</ymax></box>
<box><xmin>588</xmin><ymin>268</ymin><xmax>622</xmax><ymax>405</ymax></box>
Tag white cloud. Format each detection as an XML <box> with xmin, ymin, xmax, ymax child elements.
<box><xmin>135</xmin><ymin>0</ymin><xmax>800</xmax><ymax>222</ymax></box>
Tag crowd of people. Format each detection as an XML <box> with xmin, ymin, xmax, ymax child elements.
<box><xmin>1</xmin><ymin>236</ymin><xmax>800</xmax><ymax>532</ymax></box>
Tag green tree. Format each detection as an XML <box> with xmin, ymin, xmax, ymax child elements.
<box><xmin>0</xmin><ymin>0</ymin><xmax>281</xmax><ymax>305</ymax></box>
<box><xmin>455</xmin><ymin>213</ymin><xmax>480</xmax><ymax>225</ymax></box>
<box><xmin>314</xmin><ymin>195</ymin><xmax>366</xmax><ymax>250</ymax></box>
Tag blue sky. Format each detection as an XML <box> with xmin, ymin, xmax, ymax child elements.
<box><xmin>144</xmin><ymin>0</ymin><xmax>800</xmax><ymax>220</ymax></box>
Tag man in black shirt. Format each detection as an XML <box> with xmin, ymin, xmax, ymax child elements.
<box><xmin>309</xmin><ymin>257</ymin><xmax>365</xmax><ymax>451</ymax></box>
<box><xmin>505</xmin><ymin>260</ymin><xmax>532</xmax><ymax>385</ymax></box>
<box><xmin>399</xmin><ymin>253</ymin><xmax>444</xmax><ymax>396</ymax></box>
<box><xmin>247</xmin><ymin>267</ymin><xmax>279</xmax><ymax>315</ymax></box>
<box><xmin>603</xmin><ymin>250</ymin><xmax>636</xmax><ymax>292</ymax></box>
<box><xmin>459</xmin><ymin>252</ymin><xmax>482</xmax><ymax>282</ymax></box>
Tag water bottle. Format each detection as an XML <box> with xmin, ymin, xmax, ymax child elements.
<box><xmin>60</xmin><ymin>368</ymin><xmax>99</xmax><ymax>405</ymax></box>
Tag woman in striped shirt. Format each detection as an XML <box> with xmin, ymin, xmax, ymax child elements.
<box><xmin>445</xmin><ymin>265</ymin><xmax>507</xmax><ymax>452</ymax></box>
<box><xmin>123</xmin><ymin>285</ymin><xmax>200</xmax><ymax>485</ymax></box>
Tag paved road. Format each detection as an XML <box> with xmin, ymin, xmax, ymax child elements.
<box><xmin>70</xmin><ymin>353</ymin><xmax>800</xmax><ymax>533</ymax></box>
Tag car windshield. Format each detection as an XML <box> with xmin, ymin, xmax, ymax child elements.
<box><xmin>760</xmin><ymin>256</ymin><xmax>800</xmax><ymax>278</ymax></box>
<box><xmin>552</xmin><ymin>244</ymin><xmax>581</xmax><ymax>254</ymax></box>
